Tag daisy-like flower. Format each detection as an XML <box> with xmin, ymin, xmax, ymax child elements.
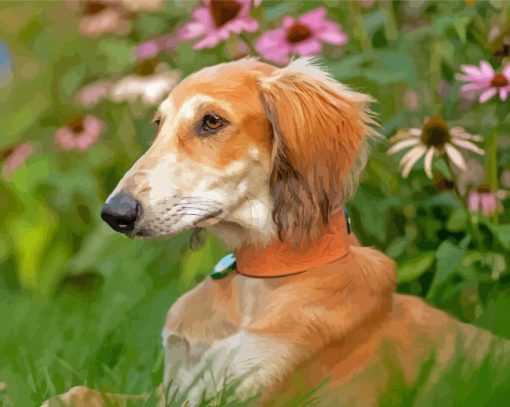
<box><xmin>178</xmin><ymin>0</ymin><xmax>259</xmax><ymax>50</ymax></box>
<box><xmin>2</xmin><ymin>143</ymin><xmax>35</xmax><ymax>179</ymax></box>
<box><xmin>458</xmin><ymin>61</ymin><xmax>510</xmax><ymax>103</ymax></box>
<box><xmin>135</xmin><ymin>34</ymin><xmax>178</xmax><ymax>61</ymax></box>
<box><xmin>55</xmin><ymin>116</ymin><xmax>104</xmax><ymax>151</ymax></box>
<box><xmin>468</xmin><ymin>186</ymin><xmax>506</xmax><ymax>216</ymax></box>
<box><xmin>388</xmin><ymin>117</ymin><xmax>484</xmax><ymax>179</ymax></box>
<box><xmin>255</xmin><ymin>7</ymin><xmax>348</xmax><ymax>64</ymax></box>
<box><xmin>75</xmin><ymin>79</ymin><xmax>113</xmax><ymax>108</ymax></box>
<box><xmin>110</xmin><ymin>59</ymin><xmax>180</xmax><ymax>106</ymax></box>
<box><xmin>78</xmin><ymin>0</ymin><xmax>131</xmax><ymax>38</ymax></box>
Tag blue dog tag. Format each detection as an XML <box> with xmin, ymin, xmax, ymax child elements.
<box><xmin>210</xmin><ymin>253</ymin><xmax>237</xmax><ymax>279</ymax></box>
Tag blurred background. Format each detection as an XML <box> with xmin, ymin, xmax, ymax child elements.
<box><xmin>1</xmin><ymin>0</ymin><xmax>510</xmax><ymax>405</ymax></box>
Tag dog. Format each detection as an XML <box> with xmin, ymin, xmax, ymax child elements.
<box><xmin>45</xmin><ymin>58</ymin><xmax>508</xmax><ymax>406</ymax></box>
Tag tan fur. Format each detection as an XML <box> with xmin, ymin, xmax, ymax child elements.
<box><xmin>260</xmin><ymin>59</ymin><xmax>376</xmax><ymax>243</ymax></box>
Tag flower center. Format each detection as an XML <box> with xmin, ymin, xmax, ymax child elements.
<box><xmin>83</xmin><ymin>1</ymin><xmax>108</xmax><ymax>15</ymax></box>
<box><xmin>476</xmin><ymin>184</ymin><xmax>491</xmax><ymax>193</ymax></box>
<box><xmin>134</xmin><ymin>57</ymin><xmax>159</xmax><ymax>76</ymax></box>
<box><xmin>69</xmin><ymin>117</ymin><xmax>85</xmax><ymax>134</ymax></box>
<box><xmin>491</xmin><ymin>73</ymin><xmax>508</xmax><ymax>88</ymax></box>
<box><xmin>210</xmin><ymin>0</ymin><xmax>242</xmax><ymax>28</ymax></box>
<box><xmin>286</xmin><ymin>22</ymin><xmax>312</xmax><ymax>44</ymax></box>
<box><xmin>1</xmin><ymin>146</ymin><xmax>15</xmax><ymax>160</ymax></box>
<box><xmin>420</xmin><ymin>117</ymin><xmax>450</xmax><ymax>148</ymax></box>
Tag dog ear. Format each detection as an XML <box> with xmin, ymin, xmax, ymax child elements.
<box><xmin>259</xmin><ymin>58</ymin><xmax>377</xmax><ymax>243</ymax></box>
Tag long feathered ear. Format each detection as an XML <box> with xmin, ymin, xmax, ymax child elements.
<box><xmin>259</xmin><ymin>58</ymin><xmax>377</xmax><ymax>243</ymax></box>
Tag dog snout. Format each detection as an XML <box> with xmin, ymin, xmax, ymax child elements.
<box><xmin>101</xmin><ymin>193</ymin><xmax>141</xmax><ymax>234</ymax></box>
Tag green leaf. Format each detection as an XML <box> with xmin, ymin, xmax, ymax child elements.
<box><xmin>489</xmin><ymin>224</ymin><xmax>510</xmax><ymax>249</ymax></box>
<box><xmin>428</xmin><ymin>241</ymin><xmax>465</xmax><ymax>298</ymax></box>
<box><xmin>447</xmin><ymin>208</ymin><xmax>467</xmax><ymax>232</ymax></box>
<box><xmin>453</xmin><ymin>16</ymin><xmax>472</xmax><ymax>43</ymax></box>
<box><xmin>397</xmin><ymin>252</ymin><xmax>436</xmax><ymax>283</ymax></box>
<box><xmin>386</xmin><ymin>236</ymin><xmax>412</xmax><ymax>259</ymax></box>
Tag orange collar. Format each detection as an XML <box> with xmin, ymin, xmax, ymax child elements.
<box><xmin>234</xmin><ymin>210</ymin><xmax>351</xmax><ymax>278</ymax></box>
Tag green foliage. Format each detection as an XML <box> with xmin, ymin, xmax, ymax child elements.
<box><xmin>0</xmin><ymin>0</ymin><xmax>510</xmax><ymax>405</ymax></box>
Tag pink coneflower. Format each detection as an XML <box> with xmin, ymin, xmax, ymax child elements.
<box><xmin>388</xmin><ymin>117</ymin><xmax>484</xmax><ymax>179</ymax></box>
<box><xmin>2</xmin><ymin>143</ymin><xmax>35</xmax><ymax>179</ymax></box>
<box><xmin>55</xmin><ymin>116</ymin><xmax>104</xmax><ymax>151</ymax></box>
<box><xmin>468</xmin><ymin>186</ymin><xmax>505</xmax><ymax>216</ymax></box>
<box><xmin>75</xmin><ymin>79</ymin><xmax>113</xmax><ymax>108</ymax></box>
<box><xmin>135</xmin><ymin>34</ymin><xmax>178</xmax><ymax>61</ymax></box>
<box><xmin>78</xmin><ymin>1</ymin><xmax>131</xmax><ymax>38</ymax></box>
<box><xmin>110</xmin><ymin>59</ymin><xmax>180</xmax><ymax>105</ymax></box>
<box><xmin>255</xmin><ymin>7</ymin><xmax>348</xmax><ymax>64</ymax></box>
<box><xmin>458</xmin><ymin>61</ymin><xmax>510</xmax><ymax>103</ymax></box>
<box><xmin>178</xmin><ymin>0</ymin><xmax>259</xmax><ymax>50</ymax></box>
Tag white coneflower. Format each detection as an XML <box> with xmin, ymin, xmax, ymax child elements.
<box><xmin>110</xmin><ymin>59</ymin><xmax>180</xmax><ymax>106</ymax></box>
<box><xmin>388</xmin><ymin>117</ymin><xmax>484</xmax><ymax>179</ymax></box>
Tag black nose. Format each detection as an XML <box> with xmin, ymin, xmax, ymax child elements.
<box><xmin>101</xmin><ymin>193</ymin><xmax>141</xmax><ymax>233</ymax></box>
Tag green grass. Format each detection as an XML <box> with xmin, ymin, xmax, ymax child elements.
<box><xmin>2</xmin><ymin>238</ymin><xmax>510</xmax><ymax>406</ymax></box>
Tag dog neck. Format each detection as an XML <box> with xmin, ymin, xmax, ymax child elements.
<box><xmin>230</xmin><ymin>211</ymin><xmax>350</xmax><ymax>278</ymax></box>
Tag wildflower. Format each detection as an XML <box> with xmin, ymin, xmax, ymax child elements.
<box><xmin>2</xmin><ymin>143</ymin><xmax>35</xmax><ymax>179</ymax></box>
<box><xmin>468</xmin><ymin>186</ymin><xmax>506</xmax><ymax>216</ymax></box>
<box><xmin>121</xmin><ymin>0</ymin><xmax>164</xmax><ymax>12</ymax></box>
<box><xmin>255</xmin><ymin>7</ymin><xmax>348</xmax><ymax>64</ymax></box>
<box><xmin>134</xmin><ymin>34</ymin><xmax>178</xmax><ymax>61</ymax></box>
<box><xmin>55</xmin><ymin>116</ymin><xmax>104</xmax><ymax>151</ymax></box>
<box><xmin>179</xmin><ymin>0</ymin><xmax>259</xmax><ymax>50</ymax></box>
<box><xmin>75</xmin><ymin>79</ymin><xmax>113</xmax><ymax>108</ymax></box>
<box><xmin>388</xmin><ymin>117</ymin><xmax>484</xmax><ymax>179</ymax></box>
<box><xmin>78</xmin><ymin>0</ymin><xmax>131</xmax><ymax>38</ymax></box>
<box><xmin>110</xmin><ymin>59</ymin><xmax>180</xmax><ymax>105</ymax></box>
<box><xmin>458</xmin><ymin>61</ymin><xmax>510</xmax><ymax>103</ymax></box>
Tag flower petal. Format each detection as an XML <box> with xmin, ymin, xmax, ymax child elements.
<box><xmin>282</xmin><ymin>16</ymin><xmax>295</xmax><ymax>29</ymax></box>
<box><xmin>450</xmin><ymin>127</ymin><xmax>482</xmax><ymax>142</ymax></box>
<box><xmin>298</xmin><ymin>7</ymin><xmax>327</xmax><ymax>29</ymax></box>
<box><xmin>423</xmin><ymin>147</ymin><xmax>435</xmax><ymax>179</ymax></box>
<box><xmin>292</xmin><ymin>39</ymin><xmax>323</xmax><ymax>56</ymax></box>
<box><xmin>479</xmin><ymin>61</ymin><xmax>495</xmax><ymax>77</ymax></box>
<box><xmin>317</xmin><ymin>23</ymin><xmax>348</xmax><ymax>46</ymax></box>
<box><xmin>499</xmin><ymin>87</ymin><xmax>508</xmax><ymax>101</ymax></box>
<box><xmin>387</xmin><ymin>138</ymin><xmax>420</xmax><ymax>155</ymax></box>
<box><xmin>444</xmin><ymin>143</ymin><xmax>467</xmax><ymax>171</ymax></box>
<box><xmin>451</xmin><ymin>138</ymin><xmax>484</xmax><ymax>155</ymax></box>
<box><xmin>479</xmin><ymin>87</ymin><xmax>497</xmax><ymax>103</ymax></box>
<box><xmin>400</xmin><ymin>145</ymin><xmax>427</xmax><ymax>178</ymax></box>
<box><xmin>460</xmin><ymin>82</ymin><xmax>487</xmax><ymax>92</ymax></box>
<box><xmin>256</xmin><ymin>29</ymin><xmax>290</xmax><ymax>63</ymax></box>
<box><xmin>503</xmin><ymin>64</ymin><xmax>510</xmax><ymax>78</ymax></box>
<box><xmin>468</xmin><ymin>192</ymin><xmax>480</xmax><ymax>212</ymax></box>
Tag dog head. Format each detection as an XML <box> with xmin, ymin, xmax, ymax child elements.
<box><xmin>101</xmin><ymin>58</ymin><xmax>375</xmax><ymax>248</ymax></box>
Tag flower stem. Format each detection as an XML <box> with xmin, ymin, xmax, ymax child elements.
<box><xmin>429</xmin><ymin>39</ymin><xmax>442</xmax><ymax>114</ymax></box>
<box><xmin>383</xmin><ymin>1</ymin><xmax>398</xmax><ymax>42</ymax></box>
<box><xmin>444</xmin><ymin>157</ymin><xmax>484</xmax><ymax>249</ymax></box>
<box><xmin>486</xmin><ymin>127</ymin><xmax>499</xmax><ymax>224</ymax></box>
<box><xmin>348</xmin><ymin>0</ymin><xmax>372</xmax><ymax>52</ymax></box>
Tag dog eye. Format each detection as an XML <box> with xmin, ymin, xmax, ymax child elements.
<box><xmin>199</xmin><ymin>113</ymin><xmax>225</xmax><ymax>135</ymax></box>
<box><xmin>152</xmin><ymin>118</ymin><xmax>161</xmax><ymax>127</ymax></box>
